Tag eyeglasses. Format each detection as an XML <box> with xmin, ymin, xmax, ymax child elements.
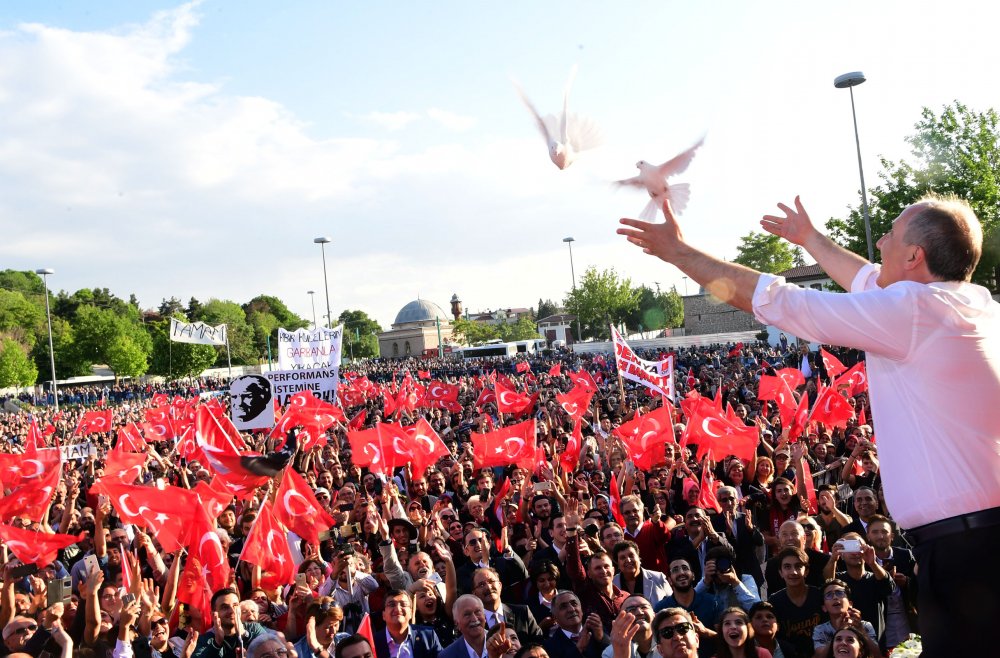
<box><xmin>657</xmin><ymin>622</ymin><xmax>694</xmax><ymax>640</ymax></box>
<box><xmin>824</xmin><ymin>589</ymin><xmax>848</xmax><ymax>600</ymax></box>
<box><xmin>258</xmin><ymin>650</ymin><xmax>290</xmax><ymax>658</ymax></box>
<box><xmin>669</xmin><ymin>565</ymin><xmax>692</xmax><ymax>574</ymax></box>
<box><xmin>151</xmin><ymin>619</ymin><xmax>169</xmax><ymax>628</ymax></box>
<box><xmin>801</xmin><ymin>525</ymin><xmax>817</xmax><ymax>533</ymax></box>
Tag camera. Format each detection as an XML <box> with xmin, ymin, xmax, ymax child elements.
<box><xmin>715</xmin><ymin>557</ymin><xmax>733</xmax><ymax>573</ymax></box>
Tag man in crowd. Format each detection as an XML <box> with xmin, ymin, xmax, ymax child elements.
<box><xmin>193</xmin><ymin>589</ymin><xmax>268</xmax><ymax>658</ymax></box>
<box><xmin>457</xmin><ymin>528</ymin><xmax>528</xmax><ymax>598</ymax></box>
<box><xmin>822</xmin><ymin>533</ymin><xmax>893</xmax><ymax>647</ymax></box>
<box><xmin>764</xmin><ymin>520</ymin><xmax>829</xmax><ymax>595</ymax></box>
<box><xmin>541</xmin><ymin>591</ymin><xmax>608</xmax><ymax>658</ymax></box>
<box><xmin>604</xmin><ymin>597</ymin><xmax>656</xmax><ymax>658</ymax></box>
<box><xmin>766</xmin><ymin>547</ymin><xmax>824</xmax><ymax>658</ymax></box>
<box><xmin>373</xmin><ymin>589</ymin><xmax>442</xmax><ymax>658</ymax></box>
<box><xmin>651</xmin><ymin>608</ymin><xmax>700</xmax><ymax>658</ymax></box>
<box><xmin>618</xmin><ymin>495</ymin><xmax>672</xmax><ymax>574</ymax></box>
<box><xmin>471</xmin><ymin>568</ymin><xmax>543</xmax><ymax>644</ymax></box>
<box><xmin>439</xmin><ymin>595</ymin><xmax>489</xmax><ymax>658</ymax></box>
<box><xmin>611</xmin><ymin>540</ymin><xmax>671</xmax><ymax>604</ymax></box>
<box><xmin>866</xmin><ymin>515</ymin><xmax>917</xmax><ymax>649</ymax></box>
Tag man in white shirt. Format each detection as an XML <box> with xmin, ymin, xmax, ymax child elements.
<box><xmin>618</xmin><ymin>194</ymin><xmax>1000</xmax><ymax>658</ymax></box>
<box><xmin>439</xmin><ymin>595</ymin><xmax>488</xmax><ymax>658</ymax></box>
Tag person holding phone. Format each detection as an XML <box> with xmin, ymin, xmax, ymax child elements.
<box><xmin>821</xmin><ymin>534</ymin><xmax>892</xmax><ymax>650</ymax></box>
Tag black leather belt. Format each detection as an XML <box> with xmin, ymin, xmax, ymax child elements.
<box><xmin>905</xmin><ymin>506</ymin><xmax>1000</xmax><ymax>544</ymax></box>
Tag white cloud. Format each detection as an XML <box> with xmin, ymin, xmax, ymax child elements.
<box><xmin>350</xmin><ymin>110</ymin><xmax>421</xmax><ymax>132</ymax></box>
<box><xmin>426</xmin><ymin>108</ymin><xmax>477</xmax><ymax>132</ymax></box>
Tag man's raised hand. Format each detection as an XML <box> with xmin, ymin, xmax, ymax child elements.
<box><xmin>761</xmin><ymin>196</ymin><xmax>816</xmax><ymax>247</ymax></box>
<box><xmin>618</xmin><ymin>200</ymin><xmax>687</xmax><ymax>263</ymax></box>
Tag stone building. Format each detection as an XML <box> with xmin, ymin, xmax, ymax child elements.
<box><xmin>377</xmin><ymin>299</ymin><xmax>453</xmax><ymax>359</ymax></box>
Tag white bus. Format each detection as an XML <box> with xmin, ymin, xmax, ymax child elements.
<box><xmin>456</xmin><ymin>339</ymin><xmax>547</xmax><ymax>359</ymax></box>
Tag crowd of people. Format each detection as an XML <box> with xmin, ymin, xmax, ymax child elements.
<box><xmin>0</xmin><ymin>336</ymin><xmax>921</xmax><ymax>658</ymax></box>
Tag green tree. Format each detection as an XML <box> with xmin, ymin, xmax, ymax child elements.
<box><xmin>826</xmin><ymin>101</ymin><xmax>1000</xmax><ymax>290</ymax></box>
<box><xmin>0</xmin><ymin>270</ymin><xmax>45</xmax><ymax>297</ymax></box>
<box><xmin>338</xmin><ymin>310</ymin><xmax>383</xmax><ymax>360</ymax></box>
<box><xmin>199</xmin><ymin>299</ymin><xmax>257</xmax><ymax>365</ymax></box>
<box><xmin>497</xmin><ymin>316</ymin><xmax>540</xmax><ymax>342</ymax></box>
<box><xmin>535</xmin><ymin>298</ymin><xmax>558</xmax><ymax>320</ymax></box>
<box><xmin>147</xmin><ymin>317</ymin><xmax>218</xmax><ymax>379</ymax></box>
<box><xmin>30</xmin><ymin>316</ymin><xmax>86</xmax><ymax>379</ymax></box>
<box><xmin>0</xmin><ymin>289</ymin><xmax>44</xmax><ymax>346</ymax></box>
<box><xmin>187</xmin><ymin>296</ymin><xmax>203</xmax><ymax>319</ymax></box>
<box><xmin>628</xmin><ymin>285</ymin><xmax>685</xmax><ymax>333</ymax></box>
<box><xmin>105</xmin><ymin>334</ymin><xmax>149</xmax><ymax>380</ymax></box>
<box><xmin>72</xmin><ymin>305</ymin><xmax>151</xmax><ymax>375</ymax></box>
<box><xmin>563</xmin><ymin>267</ymin><xmax>640</xmax><ymax>340</ymax></box>
<box><xmin>451</xmin><ymin>318</ymin><xmax>499</xmax><ymax>346</ymax></box>
<box><xmin>0</xmin><ymin>338</ymin><xmax>38</xmax><ymax>388</ymax></box>
<box><xmin>732</xmin><ymin>232</ymin><xmax>802</xmax><ymax>274</ymax></box>
<box><xmin>159</xmin><ymin>297</ymin><xmax>185</xmax><ymax>317</ymax></box>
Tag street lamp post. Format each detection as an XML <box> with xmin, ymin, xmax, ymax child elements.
<box><xmin>307</xmin><ymin>290</ymin><xmax>317</xmax><ymax>328</ymax></box>
<box><xmin>562</xmin><ymin>237</ymin><xmax>580</xmax><ymax>343</ymax></box>
<box><xmin>834</xmin><ymin>71</ymin><xmax>875</xmax><ymax>263</ymax></box>
<box><xmin>313</xmin><ymin>237</ymin><xmax>333</xmax><ymax>329</ymax></box>
<box><xmin>35</xmin><ymin>268</ymin><xmax>58</xmax><ymax>412</ymax></box>
<box><xmin>682</xmin><ymin>276</ymin><xmax>689</xmax><ymax>296</ymax></box>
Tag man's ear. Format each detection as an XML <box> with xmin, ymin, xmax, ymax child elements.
<box><xmin>904</xmin><ymin>245</ymin><xmax>926</xmax><ymax>270</ymax></box>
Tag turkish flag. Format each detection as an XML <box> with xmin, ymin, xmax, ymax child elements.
<box><xmin>195</xmin><ymin>404</ymin><xmax>246</xmax><ymax>454</ymax></box>
<box><xmin>184</xmin><ymin>504</ymin><xmax>230</xmax><ymax>594</ymax></box>
<box><xmin>78</xmin><ymin>409</ymin><xmax>113</xmax><ymax>435</ymax></box>
<box><xmin>151</xmin><ymin>393</ymin><xmax>169</xmax><ymax>407</ymax></box>
<box><xmin>0</xmin><ymin>524</ymin><xmax>83</xmax><ymax>568</ymax></box>
<box><xmin>0</xmin><ymin>468</ymin><xmax>60</xmax><ymax>523</ymax></box>
<box><xmin>176</xmin><ymin>553</ymin><xmax>211</xmax><ymax>631</ymax></box>
<box><xmin>382</xmin><ymin>392</ymin><xmax>398</xmax><ymax>419</ymax></box>
<box><xmin>835</xmin><ymin>362</ymin><xmax>869</xmax><ymax>397</ymax></box>
<box><xmin>786</xmin><ymin>392</ymin><xmax>811</xmax><ymax>442</ymax></box>
<box><xmin>93</xmin><ymin>480</ymin><xmax>197</xmax><ymax>553</ymax></box>
<box><xmin>25</xmin><ymin>417</ymin><xmax>45</xmax><ymax>450</ymax></box>
<box><xmin>559</xmin><ymin>421</ymin><xmax>584</xmax><ymax>473</ymax></box>
<box><xmin>613</xmin><ymin>405</ymin><xmax>675</xmax><ymax>469</ymax></box>
<box><xmin>240</xmin><ymin>502</ymin><xmax>295</xmax><ymax>590</ymax></box>
<box><xmin>757</xmin><ymin>375</ymin><xmax>798</xmax><ymax>427</ymax></box>
<box><xmin>471</xmin><ymin>419</ymin><xmax>537</xmax><ymax>469</ymax></box>
<box><xmin>417</xmin><ymin>370</ymin><xmax>431</xmax><ymax>380</ymax></box>
<box><xmin>347</xmin><ymin>426</ymin><xmax>385</xmax><ymax>474</ymax></box>
<box><xmin>474</xmin><ymin>387</ymin><xmax>496</xmax><ymax>410</ymax></box>
<box><xmin>728</xmin><ymin>343</ymin><xmax>744</xmax><ymax>358</ymax></box>
<box><xmin>195</xmin><ymin>405</ymin><xmax>269</xmax><ymax>496</ymax></box>
<box><xmin>273</xmin><ymin>468</ymin><xmax>336</xmax><ymax>545</ymax></box>
<box><xmin>857</xmin><ymin>406</ymin><xmax>867</xmax><ymax>427</ymax></box>
<box><xmin>143</xmin><ymin>407</ymin><xmax>175</xmax><ymax>440</ymax></box>
<box><xmin>357</xmin><ymin>614</ymin><xmax>376</xmax><ymax>655</ymax></box>
<box><xmin>609</xmin><ymin>472</ymin><xmax>626</xmax><ymax>528</ymax></box>
<box><xmin>686</xmin><ymin>398</ymin><xmax>759</xmax><ymax>464</ymax></box>
<box><xmin>548</xmin><ymin>364</ymin><xmax>562</xmax><ymax>377</ymax></box>
<box><xmin>192</xmin><ymin>480</ymin><xmax>234</xmax><ymax>520</ymax></box>
<box><xmin>495</xmin><ymin>380</ymin><xmax>536</xmax><ymax>417</ymax></box>
<box><xmin>0</xmin><ymin>447</ymin><xmax>61</xmax><ymax>490</ymax></box>
<box><xmin>515</xmin><ymin>361</ymin><xmax>530</xmax><ymax>373</ymax></box>
<box><xmin>404</xmin><ymin>418</ymin><xmax>450</xmax><ymax>479</ymax></box>
<box><xmin>556</xmin><ymin>386</ymin><xmax>594</xmax><ymax>425</ymax></box>
<box><xmin>811</xmin><ymin>384</ymin><xmax>855</xmax><ymax>428</ymax></box>
<box><xmin>104</xmin><ymin>450</ymin><xmax>147</xmax><ymax>485</ymax></box>
<box><xmin>116</xmin><ymin>423</ymin><xmax>148</xmax><ymax>453</ymax></box>
<box><xmin>271</xmin><ymin>391</ymin><xmax>345</xmax><ymax>451</ymax></box>
<box><xmin>422</xmin><ymin>381</ymin><xmax>462</xmax><ymax>413</ymax></box>
<box><xmin>819</xmin><ymin>348</ymin><xmax>847</xmax><ymax>378</ymax></box>
<box><xmin>348</xmin><ymin>409</ymin><xmax>368</xmax><ymax>431</ymax></box>
<box><xmin>695</xmin><ymin>454</ymin><xmax>722</xmax><ymax>513</ymax></box>
<box><xmin>775</xmin><ymin>368</ymin><xmax>806</xmax><ymax>391</ymax></box>
<box><xmin>569</xmin><ymin>369</ymin><xmax>599</xmax><ymax>394</ymax></box>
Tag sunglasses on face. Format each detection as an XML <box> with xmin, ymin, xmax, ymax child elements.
<box><xmin>151</xmin><ymin>619</ymin><xmax>169</xmax><ymax>628</ymax></box>
<box><xmin>824</xmin><ymin>589</ymin><xmax>848</xmax><ymax>600</ymax></box>
<box><xmin>657</xmin><ymin>621</ymin><xmax>694</xmax><ymax>640</ymax></box>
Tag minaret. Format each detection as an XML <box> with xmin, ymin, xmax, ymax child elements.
<box><xmin>450</xmin><ymin>294</ymin><xmax>463</xmax><ymax>321</ymax></box>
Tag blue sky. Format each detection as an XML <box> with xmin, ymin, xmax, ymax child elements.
<box><xmin>1</xmin><ymin>1</ymin><xmax>996</xmax><ymax>328</ymax></box>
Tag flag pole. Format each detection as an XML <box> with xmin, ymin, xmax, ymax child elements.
<box><xmin>225</xmin><ymin>332</ymin><xmax>233</xmax><ymax>381</ymax></box>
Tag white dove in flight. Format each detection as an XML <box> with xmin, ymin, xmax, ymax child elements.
<box><xmin>615</xmin><ymin>137</ymin><xmax>705</xmax><ymax>219</ymax></box>
<box><xmin>512</xmin><ymin>65</ymin><xmax>603</xmax><ymax>170</ymax></box>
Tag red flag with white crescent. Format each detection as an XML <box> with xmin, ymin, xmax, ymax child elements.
<box><xmin>0</xmin><ymin>524</ymin><xmax>84</xmax><ymax>568</ymax></box>
<box><xmin>695</xmin><ymin>453</ymin><xmax>722</xmax><ymax>513</ymax></box>
<box><xmin>405</xmin><ymin>418</ymin><xmax>450</xmax><ymax>479</ymax></box>
<box><xmin>819</xmin><ymin>348</ymin><xmax>847</xmax><ymax>378</ymax></box>
<box><xmin>91</xmin><ymin>480</ymin><xmax>198</xmax><ymax>553</ymax></box>
<box><xmin>471</xmin><ymin>419</ymin><xmax>537</xmax><ymax>469</ymax></box>
<box><xmin>77</xmin><ymin>409</ymin><xmax>113</xmax><ymax>436</ymax></box>
<box><xmin>609</xmin><ymin>471</ymin><xmax>627</xmax><ymax>528</ymax></box>
<box><xmin>559</xmin><ymin>421</ymin><xmax>584</xmax><ymax>473</ymax></box>
<box><xmin>239</xmin><ymin>502</ymin><xmax>295</xmax><ymax>589</ymax></box>
<box><xmin>494</xmin><ymin>380</ymin><xmax>535</xmax><ymax>417</ymax></box>
<box><xmin>273</xmin><ymin>468</ymin><xmax>336</xmax><ymax>545</ymax></box>
<box><xmin>686</xmin><ymin>398</ymin><xmax>759</xmax><ymax>464</ymax></box>
<box><xmin>835</xmin><ymin>361</ymin><xmax>869</xmax><ymax>397</ymax></box>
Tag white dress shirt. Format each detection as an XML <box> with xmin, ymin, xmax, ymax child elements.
<box><xmin>752</xmin><ymin>264</ymin><xmax>1000</xmax><ymax>527</ymax></box>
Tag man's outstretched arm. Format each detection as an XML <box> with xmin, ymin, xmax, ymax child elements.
<box><xmin>760</xmin><ymin>196</ymin><xmax>873</xmax><ymax>290</ymax></box>
<box><xmin>618</xmin><ymin>201</ymin><xmax>761</xmax><ymax>313</ymax></box>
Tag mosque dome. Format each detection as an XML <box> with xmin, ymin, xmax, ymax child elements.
<box><xmin>393</xmin><ymin>299</ymin><xmax>450</xmax><ymax>326</ymax></box>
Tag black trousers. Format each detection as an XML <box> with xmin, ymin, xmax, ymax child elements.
<box><xmin>913</xmin><ymin>521</ymin><xmax>1000</xmax><ymax>657</ymax></box>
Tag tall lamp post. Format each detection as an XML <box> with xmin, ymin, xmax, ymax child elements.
<box><xmin>562</xmin><ymin>237</ymin><xmax>580</xmax><ymax>343</ymax></box>
<box><xmin>834</xmin><ymin>71</ymin><xmax>875</xmax><ymax>263</ymax></box>
<box><xmin>35</xmin><ymin>268</ymin><xmax>58</xmax><ymax>412</ymax></box>
<box><xmin>307</xmin><ymin>290</ymin><xmax>317</xmax><ymax>328</ymax></box>
<box><xmin>313</xmin><ymin>237</ymin><xmax>333</xmax><ymax>329</ymax></box>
